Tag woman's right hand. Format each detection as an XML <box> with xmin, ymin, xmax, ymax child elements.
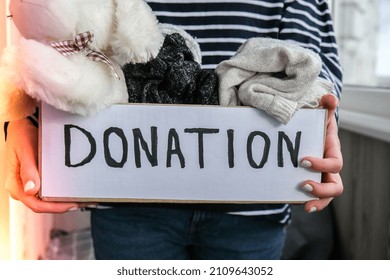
<box><xmin>5</xmin><ymin>118</ymin><xmax>84</xmax><ymax>213</ymax></box>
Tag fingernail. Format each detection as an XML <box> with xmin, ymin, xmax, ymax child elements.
<box><xmin>68</xmin><ymin>207</ymin><xmax>79</xmax><ymax>212</ymax></box>
<box><xmin>24</xmin><ymin>181</ymin><xmax>35</xmax><ymax>192</ymax></box>
<box><xmin>83</xmin><ymin>204</ymin><xmax>99</xmax><ymax>209</ymax></box>
<box><xmin>300</xmin><ymin>160</ymin><xmax>312</xmax><ymax>168</ymax></box>
<box><xmin>302</xmin><ymin>184</ymin><xmax>314</xmax><ymax>192</ymax></box>
<box><xmin>309</xmin><ymin>207</ymin><xmax>318</xmax><ymax>213</ymax></box>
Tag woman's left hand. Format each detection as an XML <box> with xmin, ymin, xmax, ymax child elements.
<box><xmin>300</xmin><ymin>94</ymin><xmax>344</xmax><ymax>213</ymax></box>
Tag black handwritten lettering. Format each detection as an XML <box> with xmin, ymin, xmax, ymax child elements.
<box><xmin>247</xmin><ymin>131</ymin><xmax>270</xmax><ymax>169</ymax></box>
<box><xmin>227</xmin><ymin>129</ymin><xmax>235</xmax><ymax>168</ymax></box>
<box><xmin>62</xmin><ymin>124</ymin><xmax>306</xmax><ymax>171</ymax></box>
<box><xmin>184</xmin><ymin>128</ymin><xmax>220</xmax><ymax>169</ymax></box>
<box><xmin>64</xmin><ymin>125</ymin><xmax>96</xmax><ymax>168</ymax></box>
<box><xmin>132</xmin><ymin>127</ymin><xmax>158</xmax><ymax>168</ymax></box>
<box><xmin>103</xmin><ymin>127</ymin><xmax>128</xmax><ymax>168</ymax></box>
<box><xmin>278</xmin><ymin>131</ymin><xmax>302</xmax><ymax>167</ymax></box>
<box><xmin>166</xmin><ymin>128</ymin><xmax>185</xmax><ymax>168</ymax></box>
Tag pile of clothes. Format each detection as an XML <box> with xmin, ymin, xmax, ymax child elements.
<box><xmin>123</xmin><ymin>33</ymin><xmax>333</xmax><ymax>124</ymax></box>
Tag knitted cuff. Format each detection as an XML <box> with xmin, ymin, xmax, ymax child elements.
<box><xmin>266</xmin><ymin>95</ymin><xmax>298</xmax><ymax>124</ymax></box>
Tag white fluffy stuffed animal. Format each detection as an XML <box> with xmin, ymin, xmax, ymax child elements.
<box><xmin>0</xmin><ymin>0</ymin><xmax>164</xmax><ymax>119</ymax></box>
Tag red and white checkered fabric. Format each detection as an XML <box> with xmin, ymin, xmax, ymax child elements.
<box><xmin>50</xmin><ymin>31</ymin><xmax>120</xmax><ymax>79</ymax></box>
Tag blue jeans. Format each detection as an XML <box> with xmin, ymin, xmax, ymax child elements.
<box><xmin>91</xmin><ymin>206</ymin><xmax>286</xmax><ymax>260</ymax></box>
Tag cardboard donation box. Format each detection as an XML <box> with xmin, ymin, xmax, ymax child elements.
<box><xmin>39</xmin><ymin>102</ymin><xmax>326</xmax><ymax>203</ymax></box>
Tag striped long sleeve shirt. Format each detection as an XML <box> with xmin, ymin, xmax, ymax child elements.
<box><xmin>146</xmin><ymin>0</ymin><xmax>343</xmax><ymax>224</ymax></box>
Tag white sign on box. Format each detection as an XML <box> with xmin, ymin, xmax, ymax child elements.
<box><xmin>39</xmin><ymin>102</ymin><xmax>326</xmax><ymax>203</ymax></box>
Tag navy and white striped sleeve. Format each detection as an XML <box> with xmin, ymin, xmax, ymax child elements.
<box><xmin>3</xmin><ymin>108</ymin><xmax>39</xmax><ymax>141</ymax></box>
<box><xmin>278</xmin><ymin>0</ymin><xmax>343</xmax><ymax>100</ymax></box>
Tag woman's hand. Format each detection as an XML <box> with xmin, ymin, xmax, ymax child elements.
<box><xmin>300</xmin><ymin>94</ymin><xmax>344</xmax><ymax>213</ymax></box>
<box><xmin>5</xmin><ymin>118</ymin><xmax>87</xmax><ymax>213</ymax></box>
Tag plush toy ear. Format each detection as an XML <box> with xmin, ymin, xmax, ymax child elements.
<box><xmin>9</xmin><ymin>0</ymin><xmax>78</xmax><ymax>42</ymax></box>
<box><xmin>112</xmin><ymin>0</ymin><xmax>164</xmax><ymax>64</ymax></box>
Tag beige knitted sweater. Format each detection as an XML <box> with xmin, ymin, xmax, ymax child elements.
<box><xmin>215</xmin><ymin>38</ymin><xmax>333</xmax><ymax>124</ymax></box>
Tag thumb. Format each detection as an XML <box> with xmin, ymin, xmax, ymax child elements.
<box><xmin>19</xmin><ymin>147</ymin><xmax>41</xmax><ymax>196</ymax></box>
